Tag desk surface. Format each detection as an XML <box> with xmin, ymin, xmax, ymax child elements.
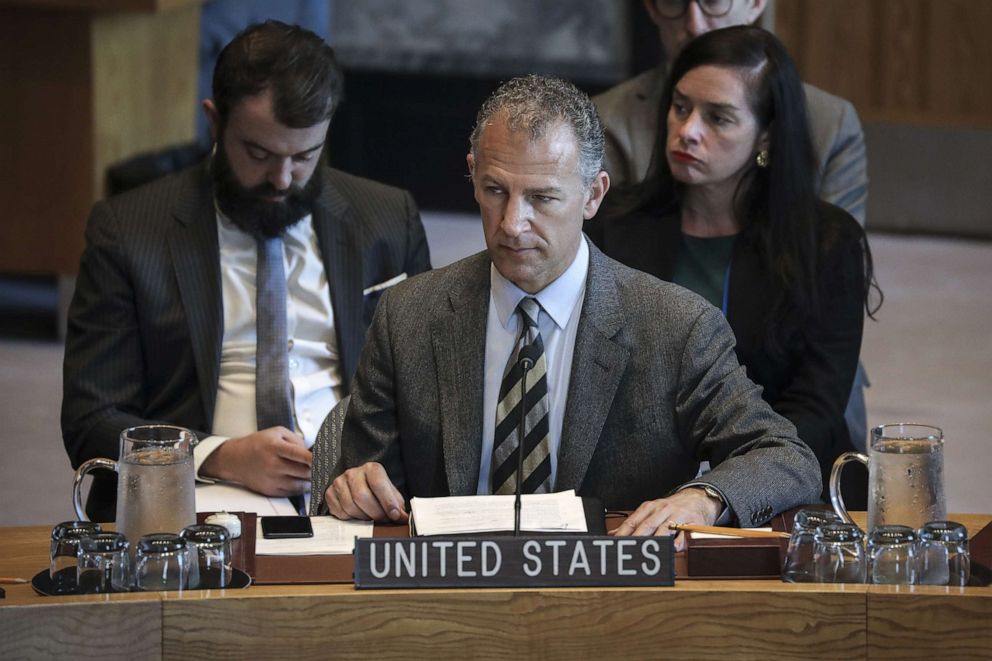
<box><xmin>2</xmin><ymin>515</ymin><xmax>990</xmax><ymax>660</ymax></box>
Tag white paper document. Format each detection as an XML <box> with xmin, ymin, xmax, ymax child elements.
<box><xmin>410</xmin><ymin>490</ymin><xmax>588</xmax><ymax>536</ymax></box>
<box><xmin>254</xmin><ymin>517</ymin><xmax>374</xmax><ymax>555</ymax></box>
<box><xmin>195</xmin><ymin>483</ymin><xmax>301</xmax><ymax>516</ymax></box>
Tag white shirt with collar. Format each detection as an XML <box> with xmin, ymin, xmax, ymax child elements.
<box><xmin>193</xmin><ymin>210</ymin><xmax>343</xmax><ymax>514</ymax></box>
<box><xmin>476</xmin><ymin>237</ymin><xmax>589</xmax><ymax>494</ymax></box>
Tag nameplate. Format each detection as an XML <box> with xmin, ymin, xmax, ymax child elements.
<box><xmin>353</xmin><ymin>535</ymin><xmax>674</xmax><ymax>589</ymax></box>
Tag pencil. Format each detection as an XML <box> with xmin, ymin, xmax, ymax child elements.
<box><xmin>0</xmin><ymin>577</ymin><xmax>29</xmax><ymax>584</ymax></box>
<box><xmin>668</xmin><ymin>523</ymin><xmax>791</xmax><ymax>539</ymax></box>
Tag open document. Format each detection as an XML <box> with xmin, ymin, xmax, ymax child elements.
<box><xmin>410</xmin><ymin>490</ymin><xmax>588</xmax><ymax>536</ymax></box>
<box><xmin>196</xmin><ymin>483</ymin><xmax>301</xmax><ymax>516</ymax></box>
<box><xmin>255</xmin><ymin>517</ymin><xmax>374</xmax><ymax>556</ymax></box>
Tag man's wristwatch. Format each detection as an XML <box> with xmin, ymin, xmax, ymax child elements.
<box><xmin>696</xmin><ymin>484</ymin><xmax>725</xmax><ymax>505</ymax></box>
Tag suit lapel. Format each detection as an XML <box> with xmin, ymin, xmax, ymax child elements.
<box><xmin>556</xmin><ymin>242</ymin><xmax>630</xmax><ymax>491</ymax></box>
<box><xmin>432</xmin><ymin>254</ymin><xmax>490</xmax><ymax>495</ymax></box>
<box><xmin>168</xmin><ymin>165</ymin><xmax>223</xmax><ymax>426</ymax></box>
<box><xmin>312</xmin><ymin>171</ymin><xmax>365</xmax><ymax>391</ymax></box>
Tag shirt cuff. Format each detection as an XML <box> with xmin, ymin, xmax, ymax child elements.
<box><xmin>193</xmin><ymin>435</ymin><xmax>229</xmax><ymax>484</ymax></box>
<box><xmin>678</xmin><ymin>482</ymin><xmax>733</xmax><ymax>526</ymax></box>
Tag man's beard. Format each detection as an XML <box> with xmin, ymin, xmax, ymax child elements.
<box><xmin>211</xmin><ymin>141</ymin><xmax>323</xmax><ymax>239</ymax></box>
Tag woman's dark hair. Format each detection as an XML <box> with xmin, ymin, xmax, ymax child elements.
<box><xmin>608</xmin><ymin>25</ymin><xmax>878</xmax><ymax>352</ymax></box>
<box><xmin>212</xmin><ymin>20</ymin><xmax>343</xmax><ymax>129</ymax></box>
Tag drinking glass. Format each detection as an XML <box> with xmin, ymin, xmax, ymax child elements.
<box><xmin>134</xmin><ymin>533</ymin><xmax>190</xmax><ymax>591</ymax></box>
<box><xmin>917</xmin><ymin>521</ymin><xmax>970</xmax><ymax>586</ymax></box>
<box><xmin>50</xmin><ymin>520</ymin><xmax>102</xmax><ymax>592</ymax></box>
<box><xmin>782</xmin><ymin>509</ymin><xmax>842</xmax><ymax>583</ymax></box>
<box><xmin>181</xmin><ymin>524</ymin><xmax>232</xmax><ymax>589</ymax></box>
<box><xmin>814</xmin><ymin>523</ymin><xmax>866</xmax><ymax>583</ymax></box>
<box><xmin>77</xmin><ymin>532</ymin><xmax>131</xmax><ymax>593</ymax></box>
<box><xmin>867</xmin><ymin>525</ymin><xmax>917</xmax><ymax>584</ymax></box>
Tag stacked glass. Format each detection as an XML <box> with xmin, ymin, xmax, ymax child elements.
<box><xmin>917</xmin><ymin>521</ymin><xmax>970</xmax><ymax>586</ymax></box>
<box><xmin>134</xmin><ymin>533</ymin><xmax>190</xmax><ymax>591</ymax></box>
<box><xmin>180</xmin><ymin>524</ymin><xmax>233</xmax><ymax>589</ymax></box>
<box><xmin>48</xmin><ymin>520</ymin><xmax>241</xmax><ymax>593</ymax></box>
<box><xmin>76</xmin><ymin>532</ymin><xmax>131</xmax><ymax>593</ymax></box>
<box><xmin>49</xmin><ymin>521</ymin><xmax>103</xmax><ymax>593</ymax></box>
<box><xmin>867</xmin><ymin>525</ymin><xmax>916</xmax><ymax>584</ymax></box>
<box><xmin>813</xmin><ymin>522</ymin><xmax>867</xmax><ymax>583</ymax></box>
<box><xmin>781</xmin><ymin>516</ymin><xmax>971</xmax><ymax>586</ymax></box>
<box><xmin>782</xmin><ymin>509</ymin><xmax>842</xmax><ymax>583</ymax></box>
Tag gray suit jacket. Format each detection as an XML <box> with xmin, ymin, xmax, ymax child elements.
<box><xmin>335</xmin><ymin>240</ymin><xmax>821</xmax><ymax>527</ymax></box>
<box><xmin>62</xmin><ymin>162</ymin><xmax>431</xmax><ymax>520</ymax></box>
<box><xmin>593</xmin><ymin>66</ymin><xmax>868</xmax><ymax>224</ymax></box>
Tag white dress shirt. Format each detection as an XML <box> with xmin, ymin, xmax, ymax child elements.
<box><xmin>476</xmin><ymin>238</ymin><xmax>589</xmax><ymax>494</ymax></box>
<box><xmin>193</xmin><ymin>210</ymin><xmax>343</xmax><ymax>512</ymax></box>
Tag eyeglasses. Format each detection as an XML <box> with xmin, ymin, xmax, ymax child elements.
<box><xmin>655</xmin><ymin>0</ymin><xmax>734</xmax><ymax>20</ymax></box>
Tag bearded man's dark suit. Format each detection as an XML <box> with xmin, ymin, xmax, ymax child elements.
<box><xmin>62</xmin><ymin>162</ymin><xmax>431</xmax><ymax>520</ymax></box>
<box><xmin>325</xmin><ymin>239</ymin><xmax>821</xmax><ymax>527</ymax></box>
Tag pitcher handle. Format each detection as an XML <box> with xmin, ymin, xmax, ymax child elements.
<box><xmin>72</xmin><ymin>458</ymin><xmax>119</xmax><ymax>521</ymax></box>
<box><xmin>829</xmin><ymin>451</ymin><xmax>869</xmax><ymax>525</ymax></box>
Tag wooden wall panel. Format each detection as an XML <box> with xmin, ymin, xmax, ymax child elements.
<box><xmin>776</xmin><ymin>0</ymin><xmax>992</xmax><ymax>129</ymax></box>
<box><xmin>91</xmin><ymin>5</ymin><xmax>199</xmax><ymax>205</ymax></box>
<box><xmin>791</xmin><ymin>0</ymin><xmax>874</xmax><ymax>107</ymax></box>
<box><xmin>925</xmin><ymin>0</ymin><xmax>992</xmax><ymax>122</ymax></box>
<box><xmin>873</xmin><ymin>0</ymin><xmax>928</xmax><ymax>112</ymax></box>
<box><xmin>0</xmin><ymin>9</ymin><xmax>95</xmax><ymax>275</ymax></box>
<box><xmin>0</xmin><ymin>3</ymin><xmax>199</xmax><ymax>275</ymax></box>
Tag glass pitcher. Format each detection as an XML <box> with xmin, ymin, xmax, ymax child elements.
<box><xmin>830</xmin><ymin>423</ymin><xmax>946</xmax><ymax>532</ymax></box>
<box><xmin>72</xmin><ymin>425</ymin><xmax>196</xmax><ymax>546</ymax></box>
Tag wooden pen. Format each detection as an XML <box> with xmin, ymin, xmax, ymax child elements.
<box><xmin>668</xmin><ymin>523</ymin><xmax>791</xmax><ymax>539</ymax></box>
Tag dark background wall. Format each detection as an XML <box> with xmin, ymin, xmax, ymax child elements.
<box><xmin>326</xmin><ymin>0</ymin><xmax>659</xmax><ymax>213</ymax></box>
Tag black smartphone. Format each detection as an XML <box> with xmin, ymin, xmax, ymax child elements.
<box><xmin>261</xmin><ymin>516</ymin><xmax>314</xmax><ymax>539</ymax></box>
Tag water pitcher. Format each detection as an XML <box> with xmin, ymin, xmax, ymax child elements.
<box><xmin>830</xmin><ymin>423</ymin><xmax>946</xmax><ymax>531</ymax></box>
<box><xmin>72</xmin><ymin>425</ymin><xmax>196</xmax><ymax>545</ymax></box>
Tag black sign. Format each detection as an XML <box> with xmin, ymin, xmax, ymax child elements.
<box><xmin>353</xmin><ymin>535</ymin><xmax>674</xmax><ymax>589</ymax></box>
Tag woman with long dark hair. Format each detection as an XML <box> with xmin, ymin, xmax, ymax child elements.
<box><xmin>588</xmin><ymin>25</ymin><xmax>880</xmax><ymax>507</ymax></box>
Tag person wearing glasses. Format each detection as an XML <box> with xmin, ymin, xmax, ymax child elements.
<box><xmin>595</xmin><ymin>0</ymin><xmax>867</xmax><ymax>224</ymax></box>
<box><xmin>593</xmin><ymin>0</ymin><xmax>872</xmax><ymax>471</ymax></box>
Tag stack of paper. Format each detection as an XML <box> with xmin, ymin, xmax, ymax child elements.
<box><xmin>410</xmin><ymin>490</ymin><xmax>588</xmax><ymax>536</ymax></box>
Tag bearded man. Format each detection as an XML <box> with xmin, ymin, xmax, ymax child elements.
<box><xmin>62</xmin><ymin>21</ymin><xmax>430</xmax><ymax>520</ymax></box>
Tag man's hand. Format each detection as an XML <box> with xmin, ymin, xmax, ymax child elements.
<box><xmin>610</xmin><ymin>487</ymin><xmax>723</xmax><ymax>551</ymax></box>
<box><xmin>325</xmin><ymin>462</ymin><xmax>408</xmax><ymax>523</ymax></box>
<box><xmin>199</xmin><ymin>427</ymin><xmax>312</xmax><ymax>496</ymax></box>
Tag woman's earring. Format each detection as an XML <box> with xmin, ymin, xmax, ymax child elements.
<box><xmin>755</xmin><ymin>150</ymin><xmax>770</xmax><ymax>168</ymax></box>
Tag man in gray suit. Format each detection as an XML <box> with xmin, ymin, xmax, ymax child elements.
<box><xmin>62</xmin><ymin>22</ymin><xmax>431</xmax><ymax>520</ymax></box>
<box><xmin>323</xmin><ymin>75</ymin><xmax>820</xmax><ymax>544</ymax></box>
<box><xmin>594</xmin><ymin>0</ymin><xmax>870</xmax><ymax>453</ymax></box>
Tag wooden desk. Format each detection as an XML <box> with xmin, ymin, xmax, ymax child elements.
<box><xmin>2</xmin><ymin>516</ymin><xmax>990</xmax><ymax>660</ymax></box>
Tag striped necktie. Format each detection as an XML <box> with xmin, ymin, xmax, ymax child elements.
<box><xmin>491</xmin><ymin>297</ymin><xmax>552</xmax><ymax>495</ymax></box>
